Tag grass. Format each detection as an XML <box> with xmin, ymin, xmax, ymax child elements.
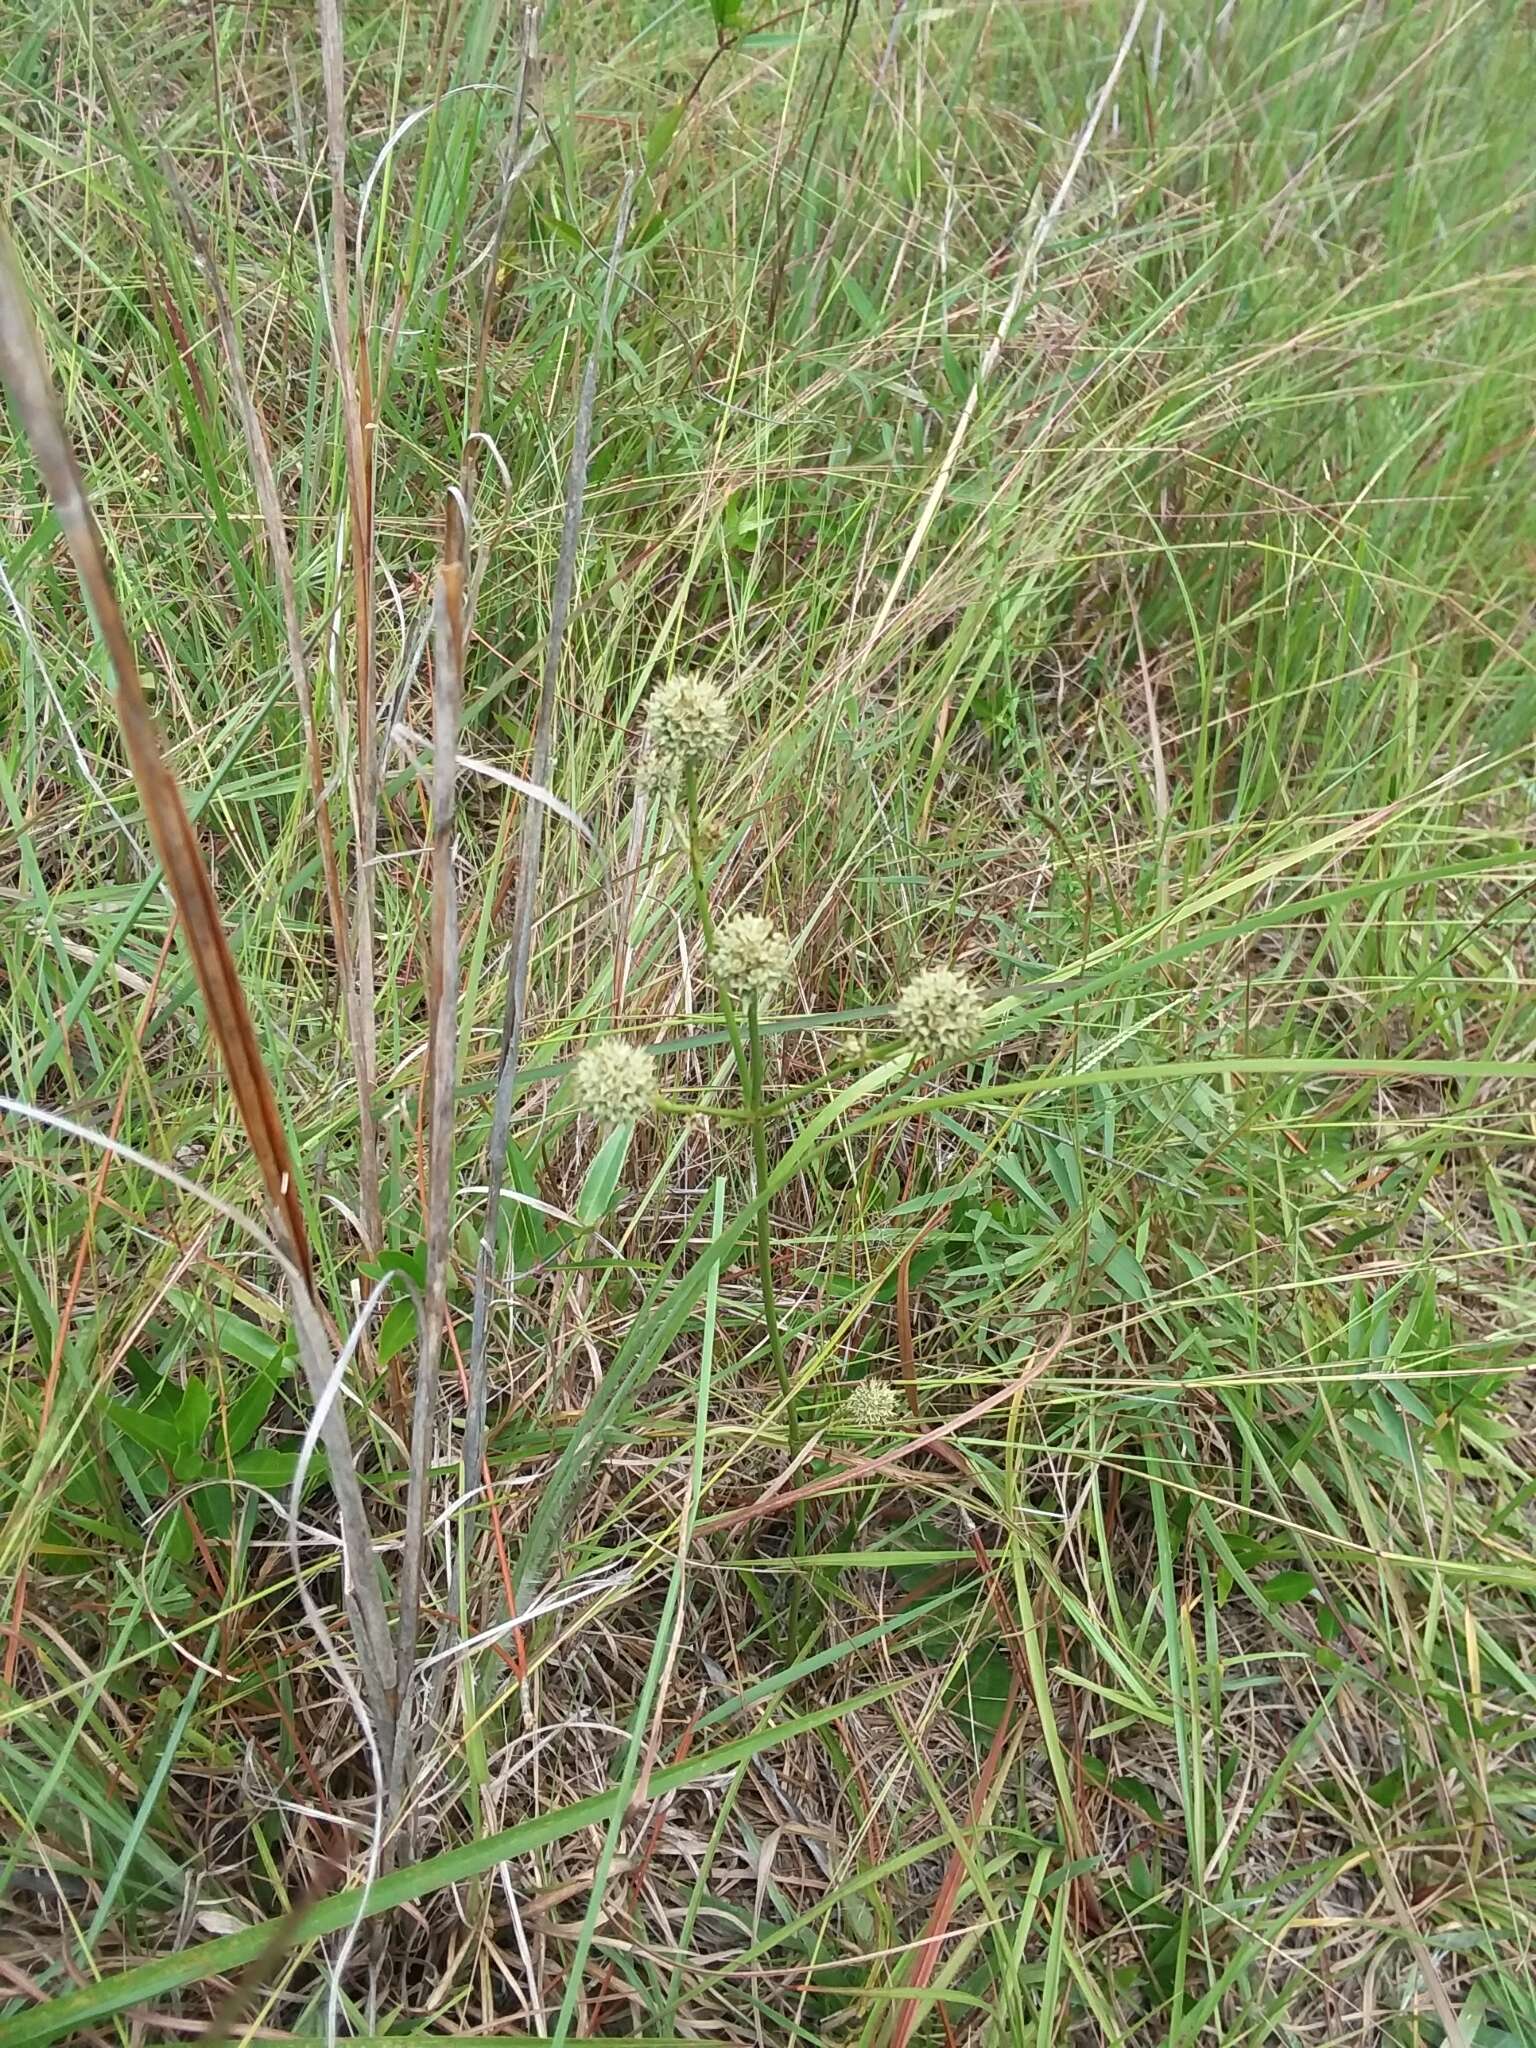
<box><xmin>3</xmin><ymin>0</ymin><xmax>1536</xmax><ymax>2040</ymax></box>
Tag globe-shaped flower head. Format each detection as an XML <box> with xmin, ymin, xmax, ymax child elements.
<box><xmin>841</xmin><ymin>1378</ymin><xmax>903</xmax><ymax>1433</ymax></box>
<box><xmin>643</xmin><ymin>672</ymin><xmax>734</xmax><ymax>791</ymax></box>
<box><xmin>711</xmin><ymin>912</ymin><xmax>793</xmax><ymax>1007</ymax></box>
<box><xmin>894</xmin><ymin>965</ymin><xmax>984</xmax><ymax>1059</ymax></box>
<box><xmin>570</xmin><ymin>1040</ymin><xmax>656</xmax><ymax>1125</ymax></box>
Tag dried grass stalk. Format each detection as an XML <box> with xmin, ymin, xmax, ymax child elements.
<box><xmin>317</xmin><ymin>0</ymin><xmax>383</xmax><ymax>1258</ymax></box>
<box><xmin>390</xmin><ymin>502</ymin><xmax>465</xmax><ymax>1807</ymax></box>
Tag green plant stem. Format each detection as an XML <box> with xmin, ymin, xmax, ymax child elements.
<box><xmin>744</xmin><ymin>999</ymin><xmax>799</xmax><ymax>1455</ymax></box>
<box><xmin>747</xmin><ymin>992</ymin><xmax>806</xmax><ymax>1644</ymax></box>
<box><xmin>682</xmin><ymin>767</ymin><xmax>806</xmax><ymax>1648</ymax></box>
<box><xmin>680</xmin><ymin>769</ymin><xmax>745</xmax><ymax>1070</ymax></box>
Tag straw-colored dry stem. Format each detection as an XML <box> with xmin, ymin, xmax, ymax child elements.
<box><xmin>390</xmin><ymin>511</ymin><xmax>465</xmax><ymax>1809</ymax></box>
<box><xmin>318</xmin><ymin>0</ymin><xmax>383</xmax><ymax>1260</ymax></box>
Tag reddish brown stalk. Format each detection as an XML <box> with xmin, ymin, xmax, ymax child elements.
<box><xmin>442</xmin><ymin>1310</ymin><xmax>519</xmax><ymax>1629</ymax></box>
<box><xmin>153</xmin><ymin>277</ymin><xmax>212</xmax><ymax>423</ymax></box>
<box><xmin>0</xmin><ymin>225</ymin><xmax>398</xmax><ymax>1755</ymax></box>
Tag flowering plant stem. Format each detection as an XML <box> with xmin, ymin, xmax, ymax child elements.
<box><xmin>683</xmin><ymin>769</ymin><xmax>806</xmax><ymax>1652</ymax></box>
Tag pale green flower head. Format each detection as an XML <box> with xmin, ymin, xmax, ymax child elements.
<box><xmin>642</xmin><ymin>671</ymin><xmax>733</xmax><ymax>790</ymax></box>
<box><xmin>570</xmin><ymin>1039</ymin><xmax>656</xmax><ymax>1124</ymax></box>
<box><xmin>841</xmin><ymin>1377</ymin><xmax>904</xmax><ymax>1433</ymax></box>
<box><xmin>711</xmin><ymin>911</ymin><xmax>793</xmax><ymax>1006</ymax></box>
<box><xmin>894</xmin><ymin>965</ymin><xmax>984</xmax><ymax>1059</ymax></box>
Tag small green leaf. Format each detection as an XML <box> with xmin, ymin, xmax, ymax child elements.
<box><xmin>505</xmin><ymin>1137</ymin><xmax>554</xmax><ymax>1266</ymax></box>
<box><xmin>234</xmin><ymin>1447</ymin><xmax>320</xmax><ymax>1491</ymax></box>
<box><xmin>540</xmin><ymin>210</ymin><xmax>584</xmax><ymax>254</ymax></box>
<box><xmin>946</xmin><ymin>1648</ymin><xmax>1013</xmax><ymax>1736</ymax></box>
<box><xmin>106</xmin><ymin>1400</ymin><xmax>182</xmax><ymax>1459</ymax></box>
<box><xmin>369</xmin><ymin>1246</ymin><xmax>427</xmax><ymax>1290</ymax></box>
<box><xmin>1262</xmin><ymin>1569</ymin><xmax>1316</xmax><ymax>1605</ymax></box>
<box><xmin>1112</xmin><ymin>1775</ymin><xmax>1165</xmax><ymax>1823</ymax></box>
<box><xmin>643</xmin><ymin>105</ymin><xmax>683</xmax><ymax>175</ymax></box>
<box><xmin>1126</xmin><ymin>1850</ymin><xmax>1158</xmax><ymax>1901</ymax></box>
<box><xmin>839</xmin><ymin>272</ymin><xmax>879</xmax><ymax>330</ymax></box>
<box><xmin>174</xmin><ymin>1376</ymin><xmax>212</xmax><ymax>1453</ymax></box>
<box><xmin>376</xmin><ymin>1296</ymin><xmax>418</xmax><ymax>1371</ymax></box>
<box><xmin>223</xmin><ymin>1354</ymin><xmax>288</xmax><ymax>1456</ymax></box>
<box><xmin>0</xmin><ymin>1212</ymin><xmax>57</xmax><ymax>1353</ymax></box>
<box><xmin>214</xmin><ymin>1313</ymin><xmax>288</xmax><ymax>1374</ymax></box>
<box><xmin>577</xmin><ymin>1123</ymin><xmax>632</xmax><ymax>1226</ymax></box>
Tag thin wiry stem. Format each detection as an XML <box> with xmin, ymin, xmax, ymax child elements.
<box><xmin>460</xmin><ymin>174</ymin><xmax>637</xmax><ymax>1589</ymax></box>
<box><xmin>745</xmin><ymin>998</ymin><xmax>799</xmax><ymax>1453</ymax></box>
<box><xmin>389</xmin><ymin>507</ymin><xmax>464</xmax><ymax>1815</ymax></box>
<box><xmin>682</xmin><ymin>767</ymin><xmax>747</xmax><ymax>1079</ymax></box>
<box><xmin>317</xmin><ymin>0</ymin><xmax>383</xmax><ymax>1260</ymax></box>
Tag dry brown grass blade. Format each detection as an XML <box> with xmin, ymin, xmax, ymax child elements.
<box><xmin>0</xmin><ymin>231</ymin><xmax>312</xmax><ymax>1289</ymax></box>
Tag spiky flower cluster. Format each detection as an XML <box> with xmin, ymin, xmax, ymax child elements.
<box><xmin>894</xmin><ymin>965</ymin><xmax>984</xmax><ymax>1059</ymax></box>
<box><xmin>570</xmin><ymin>1039</ymin><xmax>655</xmax><ymax>1125</ymax></box>
<box><xmin>642</xmin><ymin>672</ymin><xmax>733</xmax><ymax>791</ymax></box>
<box><xmin>841</xmin><ymin>1377</ymin><xmax>903</xmax><ymax>1433</ymax></box>
<box><xmin>711</xmin><ymin>912</ymin><xmax>793</xmax><ymax>1006</ymax></box>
